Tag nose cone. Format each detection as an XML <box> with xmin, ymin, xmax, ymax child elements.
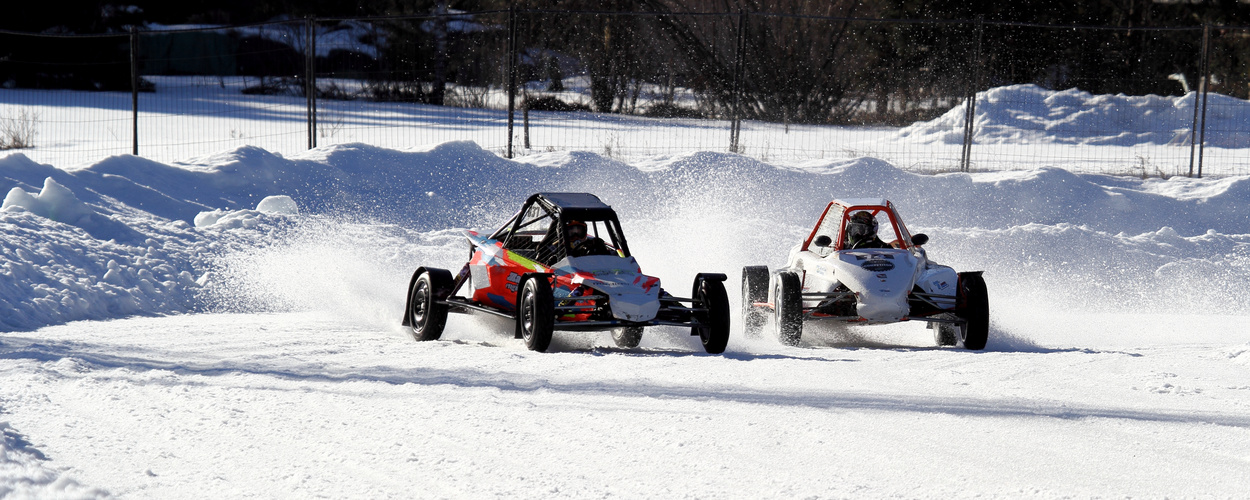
<box><xmin>563</xmin><ymin>255</ymin><xmax>661</xmax><ymax>322</ymax></box>
<box><xmin>605</xmin><ymin>288</ymin><xmax>661</xmax><ymax>322</ymax></box>
<box><xmin>834</xmin><ymin>249</ymin><xmax>918</xmax><ymax>323</ymax></box>
<box><xmin>856</xmin><ymin>290</ymin><xmax>909</xmax><ymax>323</ymax></box>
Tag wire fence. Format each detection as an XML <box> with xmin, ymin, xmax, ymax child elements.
<box><xmin>1</xmin><ymin>10</ymin><xmax>1248</xmax><ymax>176</ymax></box>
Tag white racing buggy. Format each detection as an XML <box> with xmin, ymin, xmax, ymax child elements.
<box><xmin>742</xmin><ymin>199</ymin><xmax>989</xmax><ymax>350</ymax></box>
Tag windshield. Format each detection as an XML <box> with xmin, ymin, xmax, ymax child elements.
<box><xmin>503</xmin><ymin>217</ymin><xmax>628</xmax><ymax>265</ymax></box>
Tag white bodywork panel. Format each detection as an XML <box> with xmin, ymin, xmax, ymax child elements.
<box><xmin>554</xmin><ymin>255</ymin><xmax>662</xmax><ymax>322</ymax></box>
<box><xmin>788</xmin><ymin>248</ymin><xmax>924</xmax><ymax>323</ymax></box>
<box><xmin>782</xmin><ymin>208</ymin><xmax>958</xmax><ymax>323</ymax></box>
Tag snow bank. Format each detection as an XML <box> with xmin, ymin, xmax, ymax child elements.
<box><xmin>2</xmin><ymin>178</ymin><xmax>139</xmax><ymax>242</ymax></box>
<box><xmin>899</xmin><ymin>84</ymin><xmax>1250</xmax><ymax>147</ymax></box>
<box><xmin>0</xmin><ymin>175</ymin><xmax>298</xmax><ymax>331</ymax></box>
<box><xmin>3</xmin><ymin>178</ymin><xmax>97</xmax><ymax>228</ymax></box>
<box><xmin>1</xmin><ymin>206</ymin><xmax>203</xmax><ymax>332</ymax></box>
<box><xmin>2</xmin><ymin>140</ymin><xmax>1249</xmax><ymax>334</ymax></box>
<box><xmin>194</xmin><ymin>195</ymin><xmax>299</xmax><ymax>228</ymax></box>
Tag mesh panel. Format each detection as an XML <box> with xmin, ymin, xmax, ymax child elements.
<box><xmin>0</xmin><ymin>31</ymin><xmax>132</xmax><ymax>163</ymax></box>
<box><xmin>0</xmin><ymin>13</ymin><xmax>1246</xmax><ymax>177</ymax></box>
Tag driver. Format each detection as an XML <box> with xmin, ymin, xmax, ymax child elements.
<box><xmin>565</xmin><ymin>220</ymin><xmax>614</xmax><ymax>257</ymax></box>
<box><xmin>844</xmin><ymin>211</ymin><xmax>890</xmax><ymax>249</ymax></box>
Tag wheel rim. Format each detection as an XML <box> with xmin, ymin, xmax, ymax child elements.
<box><xmin>412</xmin><ymin>280</ymin><xmax>430</xmax><ymax>329</ymax></box>
<box><xmin>774</xmin><ymin>279</ymin><xmax>794</xmax><ymax>343</ymax></box>
<box><xmin>695</xmin><ymin>284</ymin><xmax>710</xmax><ymax>342</ymax></box>
<box><xmin>520</xmin><ymin>287</ymin><xmax>534</xmax><ymax>341</ymax></box>
<box><xmin>773</xmin><ymin>282</ymin><xmax>783</xmax><ymax>325</ymax></box>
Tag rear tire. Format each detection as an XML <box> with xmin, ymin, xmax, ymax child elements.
<box><xmin>611</xmin><ymin>326</ymin><xmax>644</xmax><ymax>348</ymax></box>
<box><xmin>517</xmin><ymin>276</ymin><xmax>555</xmax><ymax>352</ymax></box>
<box><xmin>409</xmin><ymin>270</ymin><xmax>450</xmax><ymax>341</ymax></box>
<box><xmin>741</xmin><ymin>266</ymin><xmax>769</xmax><ymax>338</ymax></box>
<box><xmin>957</xmin><ymin>272</ymin><xmax>989</xmax><ymax>350</ymax></box>
<box><xmin>693</xmin><ymin>277</ymin><xmax>731</xmax><ymax>354</ymax></box>
<box><xmin>773</xmin><ymin>271</ymin><xmax>803</xmax><ymax>346</ymax></box>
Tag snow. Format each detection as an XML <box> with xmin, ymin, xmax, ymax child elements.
<box><xmin>899</xmin><ymin>83</ymin><xmax>1250</xmax><ymax>148</ymax></box>
<box><xmin>2</xmin><ymin>83</ymin><xmax>1250</xmax><ymax>497</ymax></box>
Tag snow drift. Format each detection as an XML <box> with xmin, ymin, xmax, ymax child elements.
<box><xmin>3</xmin><ymin>140</ymin><xmax>1249</xmax><ymax>335</ymax></box>
<box><xmin>899</xmin><ymin>83</ymin><xmax>1250</xmax><ymax>148</ymax></box>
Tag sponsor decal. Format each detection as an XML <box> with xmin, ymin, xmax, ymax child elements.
<box><xmin>934</xmin><ymin>280</ymin><xmax>949</xmax><ymax>290</ymax></box>
<box><xmin>849</xmin><ymin>251</ymin><xmax>894</xmax><ymax>261</ymax></box>
<box><xmin>876</xmin><ymin>273</ymin><xmax>888</xmax><ymax>278</ymax></box>
<box><xmin>861</xmin><ymin>259</ymin><xmax>895</xmax><ymax>272</ymax></box>
<box><xmin>507</xmin><ymin>272</ymin><xmax>521</xmax><ymax>283</ymax></box>
<box><xmin>485</xmin><ymin>292</ymin><xmax>511</xmax><ymax>310</ymax></box>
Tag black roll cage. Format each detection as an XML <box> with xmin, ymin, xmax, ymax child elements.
<box><xmin>488</xmin><ymin>193</ymin><xmax>632</xmax><ymax>263</ymax></box>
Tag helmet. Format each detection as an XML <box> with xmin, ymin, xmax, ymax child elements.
<box><xmin>566</xmin><ymin>220</ymin><xmax>588</xmax><ymax>240</ymax></box>
<box><xmin>846</xmin><ymin>211</ymin><xmax>877</xmax><ymax>243</ymax></box>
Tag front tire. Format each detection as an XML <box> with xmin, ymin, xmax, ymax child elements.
<box><xmin>693</xmin><ymin>277</ymin><xmax>731</xmax><ymax>354</ymax></box>
<box><xmin>409</xmin><ymin>270</ymin><xmax>451</xmax><ymax>341</ymax></box>
<box><xmin>517</xmin><ymin>276</ymin><xmax>555</xmax><ymax>352</ymax></box>
<box><xmin>773</xmin><ymin>271</ymin><xmax>803</xmax><ymax>346</ymax></box>
<box><xmin>957</xmin><ymin>272</ymin><xmax>989</xmax><ymax>350</ymax></box>
<box><xmin>741</xmin><ymin>266</ymin><xmax>769</xmax><ymax>338</ymax></box>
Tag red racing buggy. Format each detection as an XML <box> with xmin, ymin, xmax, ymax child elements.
<box><xmin>403</xmin><ymin>193</ymin><xmax>731</xmax><ymax>353</ymax></box>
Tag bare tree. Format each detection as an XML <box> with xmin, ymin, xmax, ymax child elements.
<box><xmin>637</xmin><ymin>0</ymin><xmax>889</xmax><ymax>123</ymax></box>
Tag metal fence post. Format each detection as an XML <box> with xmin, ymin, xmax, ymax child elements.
<box><xmin>729</xmin><ymin>10</ymin><xmax>746</xmax><ymax>153</ymax></box>
<box><xmin>1196</xmin><ymin>23</ymin><xmax>1211</xmax><ymax>178</ymax></box>
<box><xmin>960</xmin><ymin>17</ymin><xmax>984</xmax><ymax>173</ymax></box>
<box><xmin>130</xmin><ymin>26</ymin><xmax>139</xmax><ymax>156</ymax></box>
<box><xmin>506</xmin><ymin>3</ymin><xmax>518</xmax><ymax>159</ymax></box>
<box><xmin>306</xmin><ymin>17</ymin><xmax>317</xmax><ymax>150</ymax></box>
<box><xmin>1188</xmin><ymin>24</ymin><xmax>1209</xmax><ymax>177</ymax></box>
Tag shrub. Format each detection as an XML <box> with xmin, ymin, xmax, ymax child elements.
<box><xmin>0</xmin><ymin>109</ymin><xmax>40</xmax><ymax>150</ymax></box>
<box><xmin>524</xmin><ymin>95</ymin><xmax>590</xmax><ymax>112</ymax></box>
<box><xmin>642</xmin><ymin>102</ymin><xmax>704</xmax><ymax>119</ymax></box>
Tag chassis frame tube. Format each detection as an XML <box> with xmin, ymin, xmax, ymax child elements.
<box><xmin>442</xmin><ymin>297</ymin><xmax>708</xmax><ymax>329</ymax></box>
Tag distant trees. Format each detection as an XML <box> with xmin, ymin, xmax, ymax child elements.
<box><xmin>889</xmin><ymin>0</ymin><xmax>1250</xmax><ymax>98</ymax></box>
<box><xmin>2</xmin><ymin>0</ymin><xmax>1248</xmax><ymax>118</ymax></box>
<box><xmin>638</xmin><ymin>0</ymin><xmax>892</xmax><ymax>123</ymax></box>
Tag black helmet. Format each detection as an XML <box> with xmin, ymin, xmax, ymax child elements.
<box><xmin>846</xmin><ymin>211</ymin><xmax>877</xmax><ymax>243</ymax></box>
<box><xmin>566</xmin><ymin>220</ymin><xmax>588</xmax><ymax>240</ymax></box>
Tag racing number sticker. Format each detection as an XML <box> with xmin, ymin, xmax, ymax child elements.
<box><xmin>861</xmin><ymin>260</ymin><xmax>895</xmax><ymax>272</ymax></box>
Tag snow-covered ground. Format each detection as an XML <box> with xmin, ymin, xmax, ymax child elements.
<box><xmin>2</xmin><ymin>83</ymin><xmax>1250</xmax><ymax>497</ymax></box>
<box><xmin>6</xmin><ymin>310</ymin><xmax>1249</xmax><ymax>498</ymax></box>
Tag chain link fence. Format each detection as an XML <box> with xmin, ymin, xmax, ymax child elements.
<box><xmin>1</xmin><ymin>10</ymin><xmax>1247</xmax><ymax>176</ymax></box>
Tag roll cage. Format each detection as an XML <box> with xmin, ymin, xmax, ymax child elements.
<box><xmin>489</xmin><ymin>193</ymin><xmax>632</xmax><ymax>265</ymax></box>
<box><xmin>801</xmin><ymin>199</ymin><xmax>916</xmax><ymax>256</ymax></box>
